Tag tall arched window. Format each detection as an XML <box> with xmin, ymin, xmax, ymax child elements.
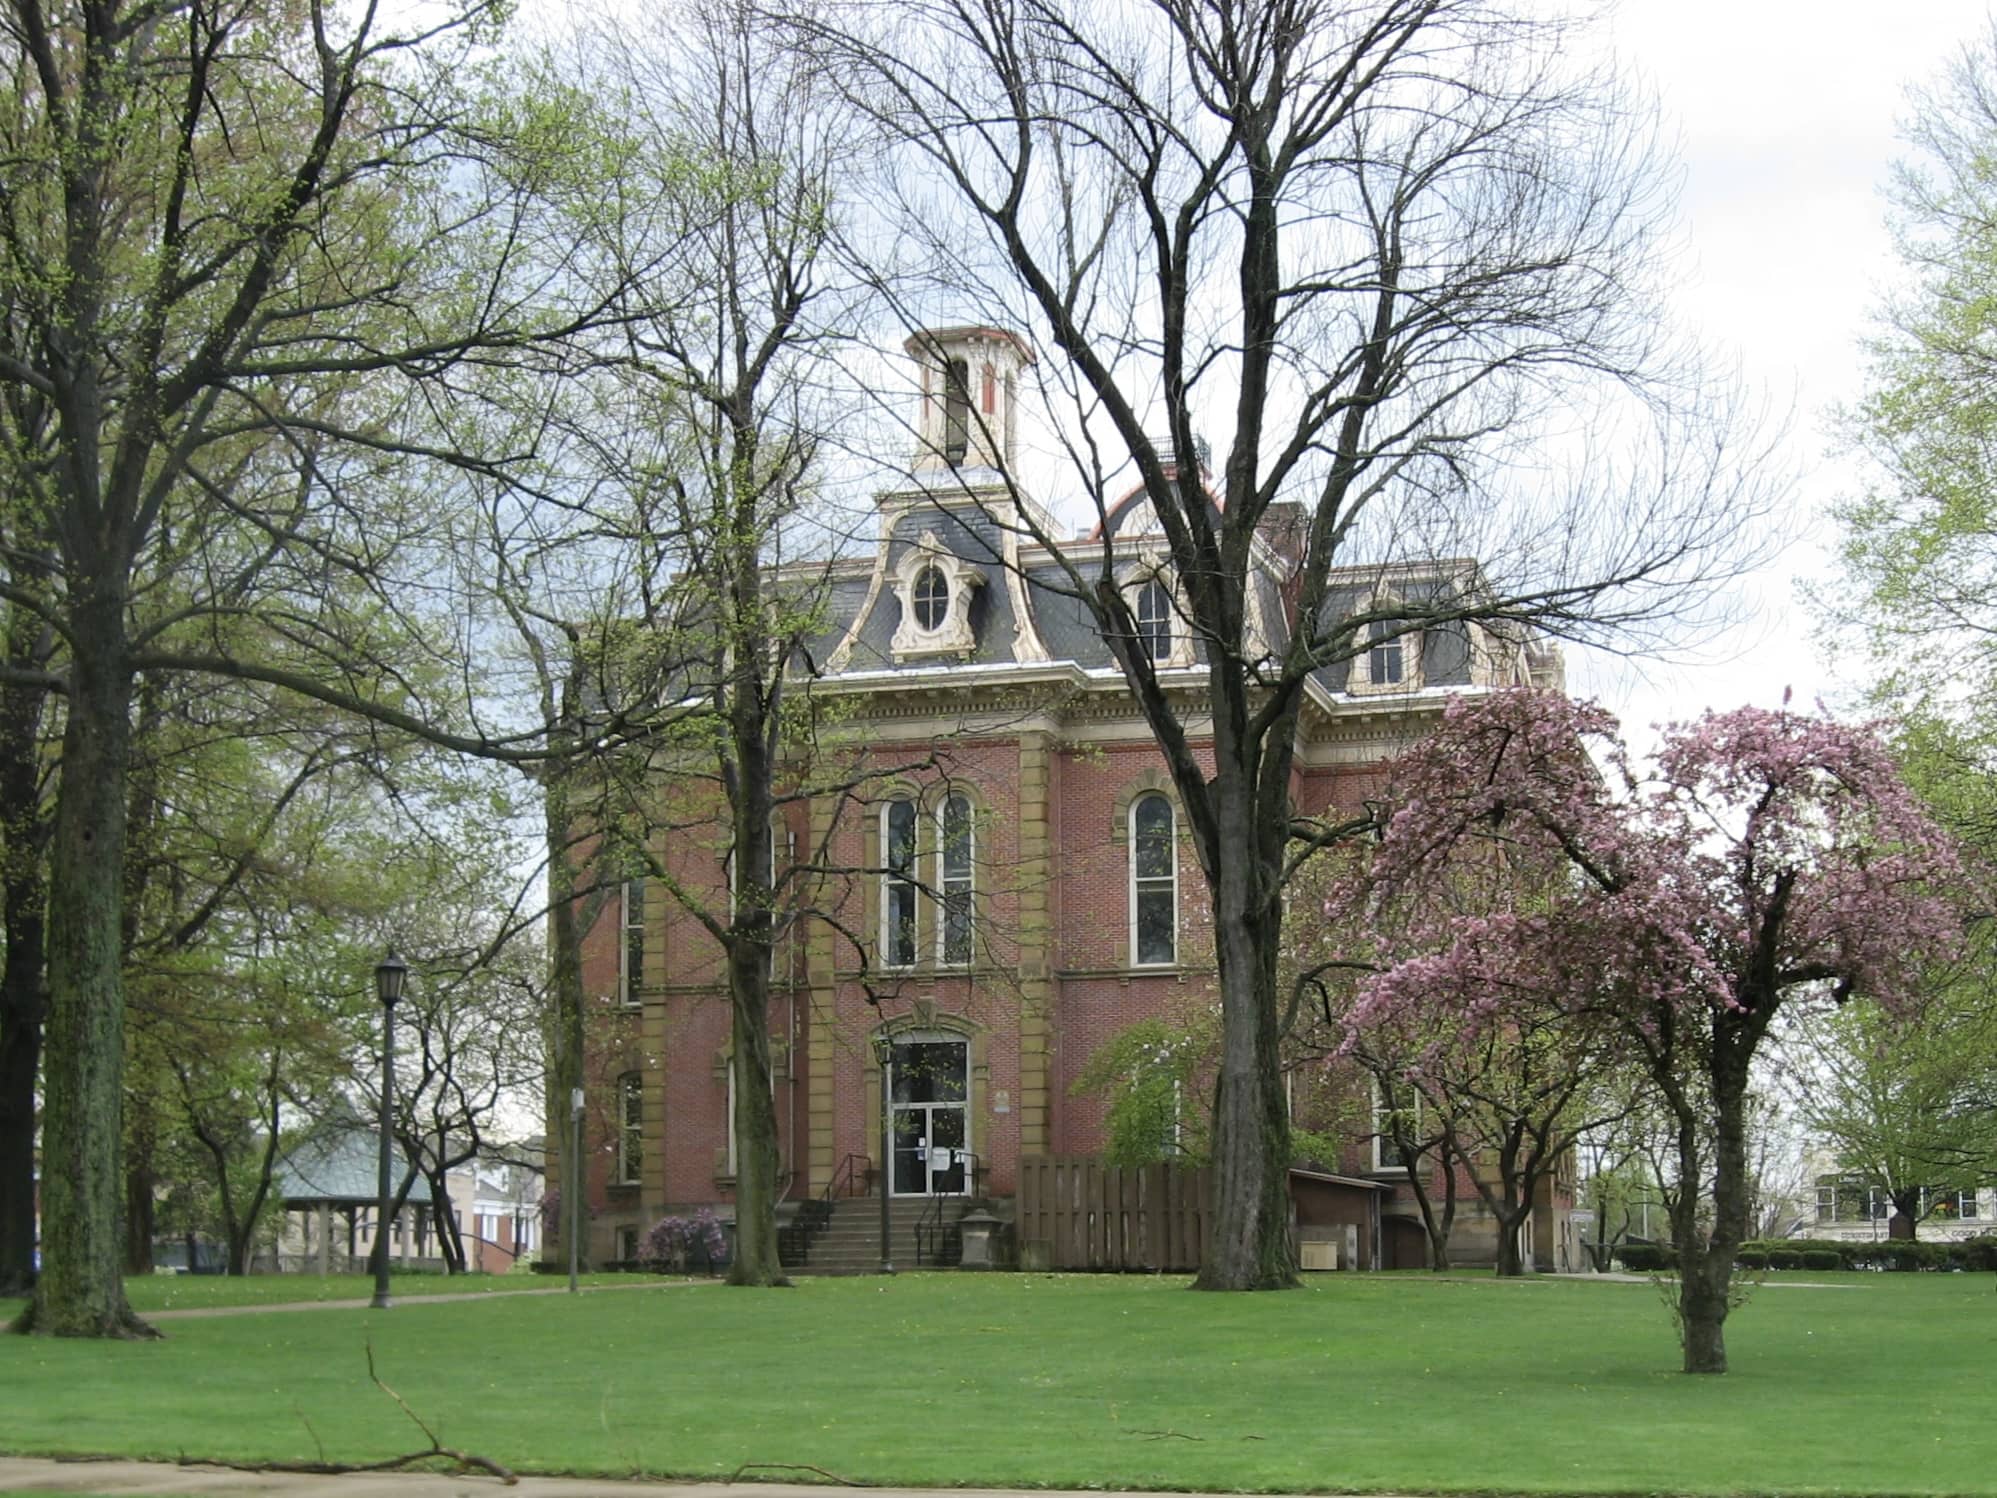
<box><xmin>882</xmin><ymin>798</ymin><xmax>918</xmax><ymax>967</ymax></box>
<box><xmin>616</xmin><ymin>1072</ymin><xmax>643</xmax><ymax>1185</ymax></box>
<box><xmin>939</xmin><ymin>793</ymin><xmax>974</xmax><ymax>965</ymax></box>
<box><xmin>1130</xmin><ymin>793</ymin><xmax>1177</xmax><ymax>966</ymax></box>
<box><xmin>1135</xmin><ymin>578</ymin><xmax>1172</xmax><ymax>662</ymax></box>
<box><xmin>619</xmin><ymin>879</ymin><xmax>645</xmax><ymax>1007</ymax></box>
<box><xmin>943</xmin><ymin>358</ymin><xmax>971</xmax><ymax>463</ymax></box>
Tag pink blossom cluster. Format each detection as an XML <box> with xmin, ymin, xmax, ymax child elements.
<box><xmin>1330</xmin><ymin>690</ymin><xmax>1966</xmax><ymax>1058</ymax></box>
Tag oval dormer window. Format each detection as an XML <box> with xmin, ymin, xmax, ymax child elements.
<box><xmin>914</xmin><ymin>565</ymin><xmax>950</xmax><ymax>631</ymax></box>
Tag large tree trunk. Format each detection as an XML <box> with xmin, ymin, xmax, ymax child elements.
<box><xmin>19</xmin><ymin>596</ymin><xmax>154</xmax><ymax>1337</ymax></box>
<box><xmin>1493</xmin><ymin>1209</ymin><xmax>1529</xmax><ymax>1278</ymax></box>
<box><xmin>226</xmin><ymin>1220</ymin><xmax>255</xmax><ymax>1277</ymax></box>
<box><xmin>123</xmin><ymin>1149</ymin><xmax>156</xmax><ymax>1275</ymax></box>
<box><xmin>541</xmin><ymin>754</ymin><xmax>588</xmax><ymax>1270</ymax></box>
<box><xmin>0</xmin><ymin>656</ymin><xmax>51</xmax><ymax>1297</ymax></box>
<box><xmin>365</xmin><ymin>1172</ymin><xmax>422</xmax><ymax>1279</ymax></box>
<box><xmin>0</xmin><ymin>980</ymin><xmax>40</xmax><ymax>1297</ymax></box>
<box><xmin>727</xmin><ymin>939</ymin><xmax>785</xmax><ymax>1287</ymax></box>
<box><xmin>1402</xmin><ymin>1161</ymin><xmax>1455</xmax><ymax>1272</ymax></box>
<box><xmin>1476</xmin><ymin>1143</ymin><xmax>1534</xmax><ymax>1278</ymax></box>
<box><xmin>724</xmin><ymin>539</ymin><xmax>787</xmax><ymax>1289</ymax></box>
<box><xmin>1193</xmin><ymin>765</ymin><xmax>1296</xmax><ymax>1291</ymax></box>
<box><xmin>1674</xmin><ymin>1031</ymin><xmax>1753</xmax><ymax>1374</ymax></box>
<box><xmin>429</xmin><ymin>1177</ymin><xmax>466</xmax><ymax>1273</ymax></box>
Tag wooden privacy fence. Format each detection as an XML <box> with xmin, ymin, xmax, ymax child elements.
<box><xmin>1016</xmin><ymin>1155</ymin><xmax>1212</xmax><ymax>1271</ymax></box>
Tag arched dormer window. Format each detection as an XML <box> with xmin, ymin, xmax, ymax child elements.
<box><xmin>1130</xmin><ymin>793</ymin><xmax>1177</xmax><ymax>966</ymax></box>
<box><xmin>914</xmin><ymin>565</ymin><xmax>950</xmax><ymax>630</ymax></box>
<box><xmin>891</xmin><ymin>531</ymin><xmax>982</xmax><ymax>659</ymax></box>
<box><xmin>881</xmin><ymin>798</ymin><xmax>918</xmax><ymax>968</ymax></box>
<box><xmin>938</xmin><ymin>792</ymin><xmax>974</xmax><ymax>965</ymax></box>
<box><xmin>1368</xmin><ymin>621</ymin><xmax>1404</xmax><ymax>685</ymax></box>
<box><xmin>1117</xmin><ymin>552</ymin><xmax>1193</xmax><ymax>668</ymax></box>
<box><xmin>1349</xmin><ymin>599</ymin><xmax>1421</xmax><ymax>695</ymax></box>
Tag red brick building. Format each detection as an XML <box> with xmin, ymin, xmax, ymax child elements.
<box><xmin>555</xmin><ymin>326</ymin><xmax>1574</xmax><ymax>1273</ymax></box>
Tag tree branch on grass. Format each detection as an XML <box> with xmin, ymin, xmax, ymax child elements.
<box><xmin>179</xmin><ymin>1342</ymin><xmax>517</xmax><ymax>1485</ymax></box>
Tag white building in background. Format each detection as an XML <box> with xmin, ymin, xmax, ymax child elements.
<box><xmin>1810</xmin><ymin>1173</ymin><xmax>1988</xmax><ymax>1243</ymax></box>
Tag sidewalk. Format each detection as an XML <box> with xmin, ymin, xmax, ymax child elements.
<box><xmin>141</xmin><ymin>1280</ymin><xmax>711</xmax><ymax>1321</ymax></box>
<box><xmin>2</xmin><ymin>1462</ymin><xmax>1418</xmax><ymax>1498</ymax></box>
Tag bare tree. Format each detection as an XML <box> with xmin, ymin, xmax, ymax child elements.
<box><xmin>785</xmin><ymin>0</ymin><xmax>1769</xmax><ymax>1286</ymax></box>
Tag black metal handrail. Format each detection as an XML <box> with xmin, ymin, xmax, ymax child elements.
<box><xmin>826</xmin><ymin>1151</ymin><xmax>872</xmax><ymax>1201</ymax></box>
<box><xmin>914</xmin><ymin>1151</ymin><xmax>980</xmax><ymax>1265</ymax></box>
<box><xmin>778</xmin><ymin>1153</ymin><xmax>875</xmax><ymax>1268</ymax></box>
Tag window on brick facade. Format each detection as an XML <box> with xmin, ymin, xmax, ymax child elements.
<box><xmin>1371</xmin><ymin>1078</ymin><xmax>1421</xmax><ymax>1173</ymax></box>
<box><xmin>726</xmin><ymin>1053</ymin><xmax>778</xmax><ymax>1178</ymax></box>
<box><xmin>1130</xmin><ymin>793</ymin><xmax>1176</xmax><ymax>966</ymax></box>
<box><xmin>882</xmin><ymin>798</ymin><xmax>918</xmax><ymax>967</ymax></box>
<box><xmin>619</xmin><ymin>879</ymin><xmax>645</xmax><ymax>1007</ymax></box>
<box><xmin>939</xmin><ymin>792</ymin><xmax>974</xmax><ymax>965</ymax></box>
<box><xmin>616</xmin><ymin>1072</ymin><xmax>642</xmax><ymax>1185</ymax></box>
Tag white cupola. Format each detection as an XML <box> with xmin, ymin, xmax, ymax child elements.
<box><xmin>905</xmin><ymin>326</ymin><xmax>1035</xmax><ymax>474</ymax></box>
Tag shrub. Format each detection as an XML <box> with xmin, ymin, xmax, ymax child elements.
<box><xmin>1958</xmin><ymin>1236</ymin><xmax>1997</xmax><ymax>1271</ymax></box>
<box><xmin>1767</xmin><ymin>1249</ymin><xmax>1803</xmax><ymax>1270</ymax></box>
<box><xmin>1735</xmin><ymin>1248</ymin><xmax>1768</xmax><ymax>1269</ymax></box>
<box><xmin>1801</xmin><ymin>1249</ymin><xmax>1841</xmax><ymax>1270</ymax></box>
<box><xmin>1618</xmin><ymin>1243</ymin><xmax>1674</xmax><ymax>1272</ymax></box>
<box><xmin>638</xmin><ymin>1208</ymin><xmax>730</xmax><ymax>1274</ymax></box>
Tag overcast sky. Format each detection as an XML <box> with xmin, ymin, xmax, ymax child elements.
<box><xmin>1569</xmin><ymin>1</ymin><xmax>1993</xmax><ymax>733</ymax></box>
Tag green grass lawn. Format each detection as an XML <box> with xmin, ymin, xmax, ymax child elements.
<box><xmin>2</xmin><ymin>1271</ymin><xmax>1993</xmax><ymax>1495</ymax></box>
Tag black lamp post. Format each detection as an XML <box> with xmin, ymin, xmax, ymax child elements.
<box><xmin>370</xmin><ymin>949</ymin><xmax>408</xmax><ymax>1310</ymax></box>
<box><xmin>872</xmin><ymin>1033</ymin><xmax>894</xmax><ymax>1276</ymax></box>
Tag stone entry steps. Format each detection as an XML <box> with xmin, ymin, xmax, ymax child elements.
<box><xmin>780</xmin><ymin>1194</ymin><xmax>963</xmax><ymax>1275</ymax></box>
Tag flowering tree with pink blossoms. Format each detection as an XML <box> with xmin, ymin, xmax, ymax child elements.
<box><xmin>1343</xmin><ymin>689</ymin><xmax>1962</xmax><ymax>1373</ymax></box>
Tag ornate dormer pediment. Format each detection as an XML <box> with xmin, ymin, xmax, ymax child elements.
<box><xmin>891</xmin><ymin>530</ymin><xmax>984</xmax><ymax>659</ymax></box>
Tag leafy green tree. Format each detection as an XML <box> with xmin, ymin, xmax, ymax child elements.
<box><xmin>1823</xmin><ymin>26</ymin><xmax>1997</xmax><ymax>1245</ymax></box>
<box><xmin>0</xmin><ymin>0</ymin><xmax>629</xmax><ymax>1336</ymax></box>
<box><xmin>1835</xmin><ymin>23</ymin><xmax>1997</xmax><ymax>722</ymax></box>
<box><xmin>1073</xmin><ymin>1007</ymin><xmax>1220</xmax><ymax>1168</ymax></box>
<box><xmin>1788</xmin><ymin>988</ymin><xmax>1997</xmax><ymax>1239</ymax></box>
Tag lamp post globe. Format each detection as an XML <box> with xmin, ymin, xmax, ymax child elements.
<box><xmin>370</xmin><ymin>950</ymin><xmax>408</xmax><ymax>1310</ymax></box>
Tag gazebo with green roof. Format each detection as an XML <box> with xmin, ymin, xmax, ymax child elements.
<box><xmin>275</xmin><ymin>1124</ymin><xmax>436</xmax><ymax>1275</ymax></box>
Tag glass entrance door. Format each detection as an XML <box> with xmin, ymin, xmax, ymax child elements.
<box><xmin>889</xmin><ymin>1038</ymin><xmax>969</xmax><ymax>1195</ymax></box>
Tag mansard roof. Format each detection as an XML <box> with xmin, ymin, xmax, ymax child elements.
<box><xmin>806</xmin><ymin>478</ymin><xmax>1545</xmax><ymax>703</ymax></box>
<box><xmin>798</xmin><ymin>325</ymin><xmax>1558</xmax><ymax>705</ymax></box>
